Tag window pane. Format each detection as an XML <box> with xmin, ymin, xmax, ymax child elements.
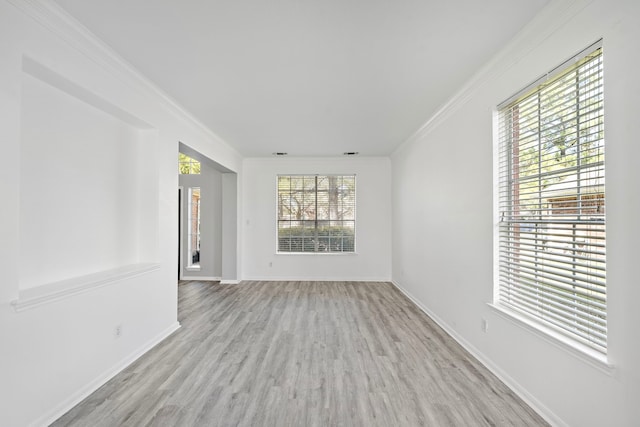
<box><xmin>277</xmin><ymin>175</ymin><xmax>355</xmax><ymax>253</ymax></box>
<box><xmin>497</xmin><ymin>45</ymin><xmax>606</xmax><ymax>353</ymax></box>
<box><xmin>187</xmin><ymin>187</ymin><xmax>201</xmax><ymax>267</ymax></box>
<box><xmin>178</xmin><ymin>153</ymin><xmax>201</xmax><ymax>175</ymax></box>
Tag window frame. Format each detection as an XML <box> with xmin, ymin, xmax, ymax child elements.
<box><xmin>187</xmin><ymin>187</ymin><xmax>201</xmax><ymax>270</ymax></box>
<box><xmin>276</xmin><ymin>174</ymin><xmax>356</xmax><ymax>254</ymax></box>
<box><xmin>494</xmin><ymin>40</ymin><xmax>607</xmax><ymax>357</ymax></box>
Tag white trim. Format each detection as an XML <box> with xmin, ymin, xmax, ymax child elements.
<box><xmin>181</xmin><ymin>276</ymin><xmax>221</xmax><ymax>282</ymax></box>
<box><xmin>488</xmin><ymin>303</ymin><xmax>614</xmax><ymax>374</ymax></box>
<box><xmin>34</xmin><ymin>321</ymin><xmax>180</xmax><ymax>427</ymax></box>
<box><xmin>178</xmin><ymin>185</ymin><xmax>184</xmax><ymax>280</ymax></box>
<box><xmin>220</xmin><ymin>280</ymin><xmax>240</xmax><ymax>285</ymax></box>
<box><xmin>241</xmin><ymin>277</ymin><xmax>391</xmax><ymax>283</ymax></box>
<box><xmin>11</xmin><ymin>263</ymin><xmax>160</xmax><ymax>312</ymax></box>
<box><xmin>390</xmin><ymin>280</ymin><xmax>567</xmax><ymax>427</ymax></box>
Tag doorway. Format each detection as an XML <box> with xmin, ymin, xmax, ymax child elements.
<box><xmin>177</xmin><ymin>143</ymin><xmax>238</xmax><ymax>284</ymax></box>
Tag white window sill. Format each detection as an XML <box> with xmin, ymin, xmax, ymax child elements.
<box><xmin>488</xmin><ymin>303</ymin><xmax>615</xmax><ymax>375</ymax></box>
<box><xmin>11</xmin><ymin>263</ymin><xmax>160</xmax><ymax>312</ymax></box>
<box><xmin>185</xmin><ymin>265</ymin><xmax>201</xmax><ymax>271</ymax></box>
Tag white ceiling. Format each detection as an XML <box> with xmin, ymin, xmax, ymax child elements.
<box><xmin>53</xmin><ymin>0</ymin><xmax>549</xmax><ymax>157</ymax></box>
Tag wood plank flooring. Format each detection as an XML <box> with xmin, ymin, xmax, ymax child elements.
<box><xmin>52</xmin><ymin>281</ymin><xmax>548</xmax><ymax>426</ymax></box>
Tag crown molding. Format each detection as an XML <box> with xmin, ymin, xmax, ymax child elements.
<box><xmin>392</xmin><ymin>0</ymin><xmax>593</xmax><ymax>157</ymax></box>
<box><xmin>6</xmin><ymin>0</ymin><xmax>242</xmax><ymax>159</ymax></box>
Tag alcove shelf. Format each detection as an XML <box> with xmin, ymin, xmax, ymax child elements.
<box><xmin>11</xmin><ymin>263</ymin><xmax>160</xmax><ymax>312</ymax></box>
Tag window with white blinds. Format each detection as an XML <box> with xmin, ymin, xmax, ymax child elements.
<box><xmin>277</xmin><ymin>175</ymin><xmax>355</xmax><ymax>253</ymax></box>
<box><xmin>497</xmin><ymin>42</ymin><xmax>606</xmax><ymax>353</ymax></box>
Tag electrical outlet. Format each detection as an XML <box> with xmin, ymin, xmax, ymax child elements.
<box><xmin>481</xmin><ymin>319</ymin><xmax>488</xmax><ymax>333</ymax></box>
<box><xmin>269</xmin><ymin>262</ymin><xmax>273</xmax><ymax>267</ymax></box>
<box><xmin>115</xmin><ymin>324</ymin><xmax>123</xmax><ymax>338</ymax></box>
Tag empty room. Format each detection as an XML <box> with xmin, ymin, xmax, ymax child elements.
<box><xmin>1</xmin><ymin>0</ymin><xmax>639</xmax><ymax>426</ymax></box>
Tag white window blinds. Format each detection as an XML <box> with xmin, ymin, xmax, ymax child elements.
<box><xmin>497</xmin><ymin>42</ymin><xmax>606</xmax><ymax>353</ymax></box>
<box><xmin>277</xmin><ymin>175</ymin><xmax>356</xmax><ymax>253</ymax></box>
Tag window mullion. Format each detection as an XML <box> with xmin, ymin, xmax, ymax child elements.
<box><xmin>314</xmin><ymin>175</ymin><xmax>319</xmax><ymax>252</ymax></box>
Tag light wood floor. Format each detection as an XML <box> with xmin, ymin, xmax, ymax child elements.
<box><xmin>52</xmin><ymin>281</ymin><xmax>548</xmax><ymax>426</ymax></box>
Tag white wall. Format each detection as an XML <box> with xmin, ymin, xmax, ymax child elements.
<box><xmin>242</xmin><ymin>157</ymin><xmax>391</xmax><ymax>281</ymax></box>
<box><xmin>5</xmin><ymin>0</ymin><xmax>639</xmax><ymax>426</ymax></box>
<box><xmin>0</xmin><ymin>1</ymin><xmax>241</xmax><ymax>426</ymax></box>
<box><xmin>19</xmin><ymin>70</ymin><xmax>144</xmax><ymax>289</ymax></box>
<box><xmin>391</xmin><ymin>0</ymin><xmax>640</xmax><ymax>426</ymax></box>
<box><xmin>222</xmin><ymin>173</ymin><xmax>239</xmax><ymax>283</ymax></box>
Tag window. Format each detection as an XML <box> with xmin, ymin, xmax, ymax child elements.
<box><xmin>187</xmin><ymin>187</ymin><xmax>201</xmax><ymax>268</ymax></box>
<box><xmin>277</xmin><ymin>175</ymin><xmax>355</xmax><ymax>253</ymax></box>
<box><xmin>179</xmin><ymin>153</ymin><xmax>201</xmax><ymax>174</ymax></box>
<box><xmin>497</xmin><ymin>42</ymin><xmax>606</xmax><ymax>353</ymax></box>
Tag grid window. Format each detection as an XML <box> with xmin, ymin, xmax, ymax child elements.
<box><xmin>277</xmin><ymin>175</ymin><xmax>355</xmax><ymax>253</ymax></box>
<box><xmin>179</xmin><ymin>153</ymin><xmax>201</xmax><ymax>174</ymax></box>
<box><xmin>497</xmin><ymin>43</ymin><xmax>606</xmax><ymax>353</ymax></box>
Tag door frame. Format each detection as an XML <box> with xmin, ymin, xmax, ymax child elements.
<box><xmin>178</xmin><ymin>185</ymin><xmax>184</xmax><ymax>281</ymax></box>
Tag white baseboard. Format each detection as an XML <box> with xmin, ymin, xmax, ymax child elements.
<box><xmin>35</xmin><ymin>322</ymin><xmax>181</xmax><ymax>427</ymax></box>
<box><xmin>180</xmin><ymin>276</ymin><xmax>221</xmax><ymax>281</ymax></box>
<box><xmin>241</xmin><ymin>276</ymin><xmax>391</xmax><ymax>282</ymax></box>
<box><xmin>390</xmin><ymin>280</ymin><xmax>567</xmax><ymax>427</ymax></box>
<box><xmin>218</xmin><ymin>278</ymin><xmax>390</xmax><ymax>285</ymax></box>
